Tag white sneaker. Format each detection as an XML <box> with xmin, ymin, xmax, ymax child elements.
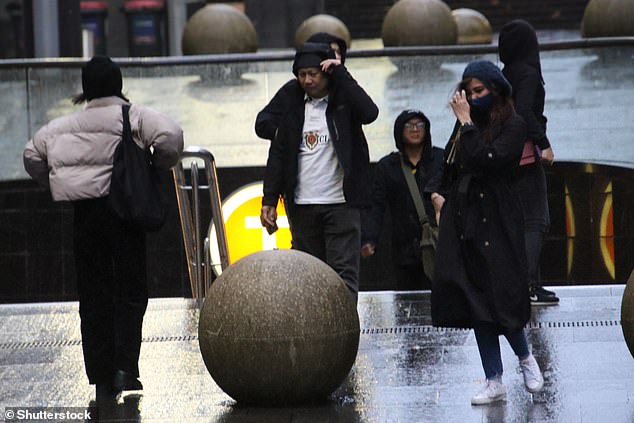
<box><xmin>471</xmin><ymin>379</ymin><xmax>507</xmax><ymax>405</ymax></box>
<box><xmin>520</xmin><ymin>354</ymin><xmax>544</xmax><ymax>393</ymax></box>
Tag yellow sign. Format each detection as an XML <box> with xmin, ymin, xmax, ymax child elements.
<box><xmin>210</xmin><ymin>182</ymin><xmax>291</xmax><ymax>274</ymax></box>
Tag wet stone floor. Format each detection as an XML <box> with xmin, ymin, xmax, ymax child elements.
<box><xmin>1</xmin><ymin>285</ymin><xmax>633</xmax><ymax>422</ymax></box>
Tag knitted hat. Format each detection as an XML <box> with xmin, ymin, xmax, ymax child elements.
<box><xmin>462</xmin><ymin>60</ymin><xmax>512</xmax><ymax>97</ymax></box>
<box><xmin>292</xmin><ymin>42</ymin><xmax>336</xmax><ymax>76</ymax></box>
<box><xmin>81</xmin><ymin>56</ymin><xmax>123</xmax><ymax>101</ymax></box>
<box><xmin>306</xmin><ymin>32</ymin><xmax>348</xmax><ymax>64</ymax></box>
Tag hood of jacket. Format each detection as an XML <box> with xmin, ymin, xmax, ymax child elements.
<box><xmin>499</xmin><ymin>19</ymin><xmax>543</xmax><ymax>81</ymax></box>
<box><xmin>306</xmin><ymin>32</ymin><xmax>348</xmax><ymax>64</ymax></box>
<box><xmin>393</xmin><ymin>109</ymin><xmax>433</xmax><ymax>161</ymax></box>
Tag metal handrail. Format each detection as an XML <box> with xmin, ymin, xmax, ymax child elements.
<box><xmin>173</xmin><ymin>146</ymin><xmax>229</xmax><ymax>304</ymax></box>
<box><xmin>1</xmin><ymin>37</ymin><xmax>633</xmax><ymax>69</ymax></box>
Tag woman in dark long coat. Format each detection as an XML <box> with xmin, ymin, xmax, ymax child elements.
<box><xmin>425</xmin><ymin>60</ymin><xmax>545</xmax><ymax>405</ymax></box>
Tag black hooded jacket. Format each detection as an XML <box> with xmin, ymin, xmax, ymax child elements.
<box><xmin>255</xmin><ymin>33</ymin><xmax>348</xmax><ymax>141</ymax></box>
<box><xmin>499</xmin><ymin>19</ymin><xmax>550</xmax><ymax>150</ymax></box>
<box><xmin>262</xmin><ymin>62</ymin><xmax>378</xmax><ymax>209</ymax></box>
<box><xmin>362</xmin><ymin>110</ymin><xmax>444</xmax><ymax>267</ymax></box>
<box><xmin>499</xmin><ymin>19</ymin><xmax>551</xmax><ymax>230</ymax></box>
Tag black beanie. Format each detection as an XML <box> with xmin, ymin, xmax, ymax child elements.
<box><xmin>462</xmin><ymin>60</ymin><xmax>512</xmax><ymax>97</ymax></box>
<box><xmin>292</xmin><ymin>42</ymin><xmax>336</xmax><ymax>76</ymax></box>
<box><xmin>81</xmin><ymin>56</ymin><xmax>124</xmax><ymax>101</ymax></box>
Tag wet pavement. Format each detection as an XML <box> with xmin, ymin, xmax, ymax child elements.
<box><xmin>1</xmin><ymin>285</ymin><xmax>633</xmax><ymax>422</ymax></box>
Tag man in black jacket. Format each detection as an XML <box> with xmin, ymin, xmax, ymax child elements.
<box><xmin>259</xmin><ymin>42</ymin><xmax>378</xmax><ymax>301</ymax></box>
<box><xmin>255</xmin><ymin>32</ymin><xmax>348</xmax><ymax>141</ymax></box>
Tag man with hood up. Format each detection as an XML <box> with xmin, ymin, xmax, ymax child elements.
<box><xmin>260</xmin><ymin>41</ymin><xmax>378</xmax><ymax>302</ymax></box>
<box><xmin>361</xmin><ymin>110</ymin><xmax>444</xmax><ymax>290</ymax></box>
<box><xmin>255</xmin><ymin>32</ymin><xmax>348</xmax><ymax>141</ymax></box>
<box><xmin>499</xmin><ymin>19</ymin><xmax>559</xmax><ymax>305</ymax></box>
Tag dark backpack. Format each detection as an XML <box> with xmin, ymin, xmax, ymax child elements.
<box><xmin>107</xmin><ymin>104</ymin><xmax>166</xmax><ymax>231</ymax></box>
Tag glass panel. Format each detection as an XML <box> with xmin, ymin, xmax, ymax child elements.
<box><xmin>1</xmin><ymin>43</ymin><xmax>633</xmax><ymax>182</ymax></box>
<box><xmin>0</xmin><ymin>68</ymin><xmax>30</xmax><ymax>180</ymax></box>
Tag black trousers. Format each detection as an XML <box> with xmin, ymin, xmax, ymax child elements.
<box><xmin>288</xmin><ymin>204</ymin><xmax>360</xmax><ymax>298</ymax></box>
<box><xmin>525</xmin><ymin>230</ymin><xmax>544</xmax><ymax>290</ymax></box>
<box><xmin>394</xmin><ymin>262</ymin><xmax>431</xmax><ymax>291</ymax></box>
<box><xmin>73</xmin><ymin>198</ymin><xmax>148</xmax><ymax>385</ymax></box>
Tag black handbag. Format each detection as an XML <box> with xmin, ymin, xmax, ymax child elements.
<box><xmin>107</xmin><ymin>104</ymin><xmax>166</xmax><ymax>231</ymax></box>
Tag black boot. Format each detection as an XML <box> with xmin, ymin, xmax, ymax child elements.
<box><xmin>112</xmin><ymin>370</ymin><xmax>143</xmax><ymax>392</ymax></box>
<box><xmin>95</xmin><ymin>382</ymin><xmax>119</xmax><ymax>401</ymax></box>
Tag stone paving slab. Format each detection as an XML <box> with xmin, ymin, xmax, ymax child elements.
<box><xmin>1</xmin><ymin>285</ymin><xmax>633</xmax><ymax>422</ymax></box>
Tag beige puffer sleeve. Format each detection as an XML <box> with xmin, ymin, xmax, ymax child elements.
<box><xmin>23</xmin><ymin>135</ymin><xmax>50</xmax><ymax>189</ymax></box>
<box><xmin>130</xmin><ymin>104</ymin><xmax>184</xmax><ymax>170</ymax></box>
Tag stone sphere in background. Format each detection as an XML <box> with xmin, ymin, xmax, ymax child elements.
<box><xmin>621</xmin><ymin>269</ymin><xmax>634</xmax><ymax>358</ymax></box>
<box><xmin>452</xmin><ymin>8</ymin><xmax>492</xmax><ymax>44</ymax></box>
<box><xmin>198</xmin><ymin>249</ymin><xmax>360</xmax><ymax>405</ymax></box>
<box><xmin>294</xmin><ymin>14</ymin><xmax>352</xmax><ymax>48</ymax></box>
<box><xmin>181</xmin><ymin>4</ymin><xmax>257</xmax><ymax>55</ymax></box>
<box><xmin>382</xmin><ymin>0</ymin><xmax>457</xmax><ymax>47</ymax></box>
<box><xmin>582</xmin><ymin>0</ymin><xmax>634</xmax><ymax>37</ymax></box>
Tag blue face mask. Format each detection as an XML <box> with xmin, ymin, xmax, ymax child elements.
<box><xmin>468</xmin><ymin>93</ymin><xmax>494</xmax><ymax>113</ymax></box>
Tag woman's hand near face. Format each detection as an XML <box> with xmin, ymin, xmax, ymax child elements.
<box><xmin>449</xmin><ymin>90</ymin><xmax>472</xmax><ymax>124</ymax></box>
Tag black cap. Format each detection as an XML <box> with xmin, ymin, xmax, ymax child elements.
<box><xmin>81</xmin><ymin>56</ymin><xmax>124</xmax><ymax>101</ymax></box>
<box><xmin>292</xmin><ymin>42</ymin><xmax>336</xmax><ymax>76</ymax></box>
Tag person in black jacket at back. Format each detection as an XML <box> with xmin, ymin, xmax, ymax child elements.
<box><xmin>255</xmin><ymin>32</ymin><xmax>348</xmax><ymax>141</ymax></box>
<box><xmin>361</xmin><ymin>109</ymin><xmax>443</xmax><ymax>290</ymax></box>
<box><xmin>499</xmin><ymin>19</ymin><xmax>559</xmax><ymax>305</ymax></box>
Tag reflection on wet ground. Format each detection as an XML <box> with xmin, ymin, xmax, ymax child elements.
<box><xmin>1</xmin><ymin>285</ymin><xmax>633</xmax><ymax>422</ymax></box>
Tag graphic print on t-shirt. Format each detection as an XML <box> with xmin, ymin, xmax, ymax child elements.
<box><xmin>303</xmin><ymin>130</ymin><xmax>329</xmax><ymax>150</ymax></box>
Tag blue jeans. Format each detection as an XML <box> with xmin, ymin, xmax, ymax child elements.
<box><xmin>473</xmin><ymin>321</ymin><xmax>530</xmax><ymax>380</ymax></box>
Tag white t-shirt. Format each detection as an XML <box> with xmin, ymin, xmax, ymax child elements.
<box><xmin>295</xmin><ymin>96</ymin><xmax>345</xmax><ymax>205</ymax></box>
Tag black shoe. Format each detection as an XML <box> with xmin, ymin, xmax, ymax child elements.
<box><xmin>112</xmin><ymin>370</ymin><xmax>143</xmax><ymax>392</ymax></box>
<box><xmin>536</xmin><ymin>286</ymin><xmax>557</xmax><ymax>297</ymax></box>
<box><xmin>530</xmin><ymin>287</ymin><xmax>560</xmax><ymax>306</ymax></box>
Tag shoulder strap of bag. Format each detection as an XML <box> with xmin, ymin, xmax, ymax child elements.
<box><xmin>400</xmin><ymin>155</ymin><xmax>428</xmax><ymax>226</ymax></box>
<box><xmin>122</xmin><ymin>104</ymin><xmax>132</xmax><ymax>143</ymax></box>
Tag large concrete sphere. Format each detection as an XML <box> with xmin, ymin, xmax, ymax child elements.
<box><xmin>181</xmin><ymin>4</ymin><xmax>257</xmax><ymax>55</ymax></box>
<box><xmin>452</xmin><ymin>8</ymin><xmax>492</xmax><ymax>44</ymax></box>
<box><xmin>582</xmin><ymin>0</ymin><xmax>634</xmax><ymax>37</ymax></box>
<box><xmin>294</xmin><ymin>14</ymin><xmax>352</xmax><ymax>48</ymax></box>
<box><xmin>382</xmin><ymin>0</ymin><xmax>457</xmax><ymax>46</ymax></box>
<box><xmin>621</xmin><ymin>269</ymin><xmax>634</xmax><ymax>358</ymax></box>
<box><xmin>198</xmin><ymin>249</ymin><xmax>360</xmax><ymax>405</ymax></box>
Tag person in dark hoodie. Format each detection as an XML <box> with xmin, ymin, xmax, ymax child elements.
<box><xmin>361</xmin><ymin>110</ymin><xmax>443</xmax><ymax>290</ymax></box>
<box><xmin>255</xmin><ymin>32</ymin><xmax>348</xmax><ymax>141</ymax></box>
<box><xmin>499</xmin><ymin>19</ymin><xmax>559</xmax><ymax>306</ymax></box>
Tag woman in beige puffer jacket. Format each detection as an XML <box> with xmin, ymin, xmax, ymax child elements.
<box><xmin>23</xmin><ymin>56</ymin><xmax>183</xmax><ymax>401</ymax></box>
